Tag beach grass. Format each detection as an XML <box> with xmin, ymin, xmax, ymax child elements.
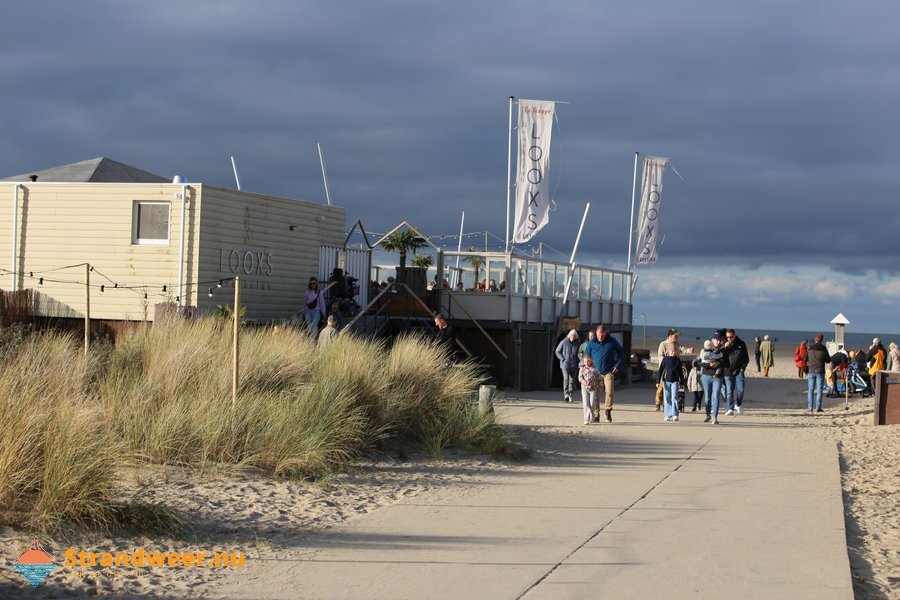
<box><xmin>0</xmin><ymin>320</ymin><xmax>520</xmax><ymax>531</ymax></box>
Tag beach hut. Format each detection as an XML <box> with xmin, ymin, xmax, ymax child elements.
<box><xmin>0</xmin><ymin>158</ymin><xmax>349</xmax><ymax>325</ymax></box>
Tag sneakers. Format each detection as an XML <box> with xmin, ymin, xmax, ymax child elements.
<box><xmin>583</xmin><ymin>420</ymin><xmax>590</xmax><ymax>425</ymax></box>
<box><xmin>604</xmin><ymin>409</ymin><xmax>612</xmax><ymax>423</ymax></box>
<box><xmin>673</xmin><ymin>415</ymin><xmax>679</xmax><ymax>422</ymax></box>
<box><xmin>565</xmin><ymin>395</ymin><xmax>573</xmax><ymax>403</ymax></box>
<box><xmin>691</xmin><ymin>406</ymin><xmax>698</xmax><ymax>412</ymax></box>
<box><xmin>664</xmin><ymin>416</ymin><xmax>672</xmax><ymax>422</ymax></box>
<box><xmin>737</xmin><ymin>406</ymin><xmax>744</xmax><ymax>415</ymax></box>
<box><xmin>725</xmin><ymin>409</ymin><xmax>734</xmax><ymax>416</ymax></box>
<box><xmin>703</xmin><ymin>416</ymin><xmax>711</xmax><ymax>423</ymax></box>
<box><xmin>713</xmin><ymin>418</ymin><xmax>719</xmax><ymax>425</ymax></box>
<box><xmin>816</xmin><ymin>407</ymin><xmax>824</xmax><ymax>413</ymax></box>
<box><xmin>654</xmin><ymin>405</ymin><xmax>661</xmax><ymax>411</ymax></box>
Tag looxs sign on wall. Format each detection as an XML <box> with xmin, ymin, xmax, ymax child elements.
<box><xmin>219</xmin><ymin>248</ymin><xmax>274</xmax><ymax>276</ymax></box>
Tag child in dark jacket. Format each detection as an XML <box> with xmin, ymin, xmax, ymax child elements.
<box><xmin>657</xmin><ymin>342</ymin><xmax>686</xmax><ymax>421</ymax></box>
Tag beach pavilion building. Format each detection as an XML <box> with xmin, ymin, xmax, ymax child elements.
<box><xmin>1</xmin><ymin>157</ymin><xmax>634</xmax><ymax>391</ymax></box>
<box><xmin>0</xmin><ymin>157</ymin><xmax>350</xmax><ymax>328</ymax></box>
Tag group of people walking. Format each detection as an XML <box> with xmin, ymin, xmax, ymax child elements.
<box><xmin>555</xmin><ymin>325</ymin><xmax>624</xmax><ymax>424</ymax></box>
<box><xmin>659</xmin><ymin>328</ymin><xmax>751</xmax><ymax>424</ymax></box>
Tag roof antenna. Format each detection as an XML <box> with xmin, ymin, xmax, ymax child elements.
<box><xmin>316</xmin><ymin>142</ymin><xmax>333</xmax><ymax>206</ymax></box>
<box><xmin>230</xmin><ymin>155</ymin><xmax>242</xmax><ymax>190</ymax></box>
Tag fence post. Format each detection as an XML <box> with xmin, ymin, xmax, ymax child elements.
<box><xmin>84</xmin><ymin>263</ymin><xmax>90</xmax><ymax>355</ymax></box>
<box><xmin>232</xmin><ymin>276</ymin><xmax>240</xmax><ymax>411</ymax></box>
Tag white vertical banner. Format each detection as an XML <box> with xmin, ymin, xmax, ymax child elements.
<box><xmin>634</xmin><ymin>155</ymin><xmax>670</xmax><ymax>265</ymax></box>
<box><xmin>512</xmin><ymin>100</ymin><xmax>555</xmax><ymax>243</ymax></box>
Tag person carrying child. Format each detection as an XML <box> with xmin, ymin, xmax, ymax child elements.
<box><xmin>578</xmin><ymin>355</ymin><xmax>603</xmax><ymax>424</ymax></box>
<box><xmin>687</xmin><ymin>358</ymin><xmax>703</xmax><ymax>412</ymax></box>
<box><xmin>657</xmin><ymin>342</ymin><xmax>686</xmax><ymax>421</ymax></box>
<box><xmin>700</xmin><ymin>338</ymin><xmax>724</xmax><ymax>424</ymax></box>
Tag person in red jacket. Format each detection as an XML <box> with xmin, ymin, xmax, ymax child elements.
<box><xmin>794</xmin><ymin>341</ymin><xmax>809</xmax><ymax>378</ymax></box>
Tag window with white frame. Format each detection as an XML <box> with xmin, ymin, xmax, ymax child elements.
<box><xmin>132</xmin><ymin>201</ymin><xmax>170</xmax><ymax>244</ymax></box>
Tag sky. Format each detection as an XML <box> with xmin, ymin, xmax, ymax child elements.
<box><xmin>2</xmin><ymin>1</ymin><xmax>899</xmax><ymax>334</ymax></box>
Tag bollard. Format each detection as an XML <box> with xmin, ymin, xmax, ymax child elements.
<box><xmin>479</xmin><ymin>384</ymin><xmax>496</xmax><ymax>414</ymax></box>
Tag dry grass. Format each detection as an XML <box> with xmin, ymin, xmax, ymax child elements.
<box><xmin>0</xmin><ymin>321</ymin><xmax>520</xmax><ymax>531</ymax></box>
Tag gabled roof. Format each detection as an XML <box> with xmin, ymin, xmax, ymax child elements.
<box><xmin>1</xmin><ymin>157</ymin><xmax>169</xmax><ymax>183</ymax></box>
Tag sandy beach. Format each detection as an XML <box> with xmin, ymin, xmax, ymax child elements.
<box><xmin>1</xmin><ymin>352</ymin><xmax>896</xmax><ymax>599</ymax></box>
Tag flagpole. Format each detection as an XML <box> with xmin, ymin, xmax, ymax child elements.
<box><xmin>626</xmin><ymin>151</ymin><xmax>639</xmax><ymax>272</ymax></box>
<box><xmin>505</xmin><ymin>96</ymin><xmax>514</xmax><ymax>251</ymax></box>
<box><xmin>453</xmin><ymin>211</ymin><xmax>465</xmax><ymax>287</ymax></box>
<box><xmin>557</xmin><ymin>203</ymin><xmax>590</xmax><ymax>333</ymax></box>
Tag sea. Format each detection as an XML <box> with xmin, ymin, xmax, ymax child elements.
<box><xmin>635</xmin><ymin>325</ymin><xmax>899</xmax><ymax>352</ymax></box>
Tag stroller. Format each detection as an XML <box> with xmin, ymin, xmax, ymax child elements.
<box><xmin>825</xmin><ymin>362</ymin><xmax>872</xmax><ymax>398</ymax></box>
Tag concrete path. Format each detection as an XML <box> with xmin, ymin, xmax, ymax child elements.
<box><xmin>211</xmin><ymin>382</ymin><xmax>853</xmax><ymax>599</ymax></box>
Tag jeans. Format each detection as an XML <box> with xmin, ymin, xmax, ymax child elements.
<box><xmin>580</xmin><ymin>387</ymin><xmax>596</xmax><ymax>422</ymax></box>
<box><xmin>735</xmin><ymin>370</ymin><xmax>745</xmax><ymax>406</ymax></box>
<box><xmin>662</xmin><ymin>381</ymin><xmax>680</xmax><ymax>418</ymax></box>
<box><xmin>562</xmin><ymin>367</ymin><xmax>577</xmax><ymax>399</ymax></box>
<box><xmin>723</xmin><ymin>375</ymin><xmax>736</xmax><ymax>411</ymax></box>
<box><xmin>807</xmin><ymin>373</ymin><xmax>824</xmax><ymax>410</ymax></box>
<box><xmin>755</xmin><ymin>353</ymin><xmax>761</xmax><ymax>372</ymax></box>
<box><xmin>304</xmin><ymin>309</ymin><xmax>321</xmax><ymax>333</ymax></box>
<box><xmin>701</xmin><ymin>374</ymin><xmax>722</xmax><ymax>418</ymax></box>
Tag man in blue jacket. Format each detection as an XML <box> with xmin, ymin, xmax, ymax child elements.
<box><xmin>584</xmin><ymin>324</ymin><xmax>624</xmax><ymax>422</ymax></box>
<box><xmin>555</xmin><ymin>329</ymin><xmax>581</xmax><ymax>402</ymax></box>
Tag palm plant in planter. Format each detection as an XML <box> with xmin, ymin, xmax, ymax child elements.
<box><xmin>382</xmin><ymin>228</ymin><xmax>430</xmax><ymax>295</ymax></box>
<box><xmin>411</xmin><ymin>254</ymin><xmax>434</xmax><ymax>268</ymax></box>
<box><xmin>381</xmin><ymin>229</ymin><xmax>428</xmax><ymax>269</ymax></box>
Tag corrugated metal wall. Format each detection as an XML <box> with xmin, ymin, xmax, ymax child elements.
<box><xmin>319</xmin><ymin>245</ymin><xmax>370</xmax><ymax>308</ymax></box>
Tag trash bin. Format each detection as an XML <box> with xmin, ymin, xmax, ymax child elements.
<box><xmin>874</xmin><ymin>371</ymin><xmax>900</xmax><ymax>425</ymax></box>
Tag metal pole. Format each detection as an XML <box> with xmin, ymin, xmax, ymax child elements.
<box><xmin>484</xmin><ymin>230</ymin><xmax>488</xmax><ymax>252</ymax></box>
<box><xmin>317</xmin><ymin>142</ymin><xmax>333</xmax><ymax>206</ymax></box>
<box><xmin>232</xmin><ymin>276</ymin><xmax>240</xmax><ymax>411</ymax></box>
<box><xmin>559</xmin><ymin>204</ymin><xmax>591</xmax><ymax>317</ymax></box>
<box><xmin>505</xmin><ymin>96</ymin><xmax>514</xmax><ymax>251</ymax></box>
<box><xmin>643</xmin><ymin>313</ymin><xmax>647</xmax><ymax>349</ymax></box>
<box><xmin>230</xmin><ymin>156</ymin><xmax>242</xmax><ymax>190</ymax></box>
<box><xmin>453</xmin><ymin>211</ymin><xmax>465</xmax><ymax>287</ymax></box>
<box><xmin>84</xmin><ymin>263</ymin><xmax>90</xmax><ymax>355</ymax></box>
<box><xmin>627</xmin><ymin>151</ymin><xmax>639</xmax><ymax>272</ymax></box>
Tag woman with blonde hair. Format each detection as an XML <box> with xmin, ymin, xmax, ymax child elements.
<box><xmin>886</xmin><ymin>342</ymin><xmax>900</xmax><ymax>372</ymax></box>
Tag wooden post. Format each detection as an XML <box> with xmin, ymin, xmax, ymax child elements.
<box><xmin>84</xmin><ymin>263</ymin><xmax>90</xmax><ymax>355</ymax></box>
<box><xmin>479</xmin><ymin>384</ymin><xmax>495</xmax><ymax>414</ymax></box>
<box><xmin>232</xmin><ymin>276</ymin><xmax>240</xmax><ymax>411</ymax></box>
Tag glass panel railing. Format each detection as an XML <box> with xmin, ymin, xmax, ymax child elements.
<box><xmin>590</xmin><ymin>269</ymin><xmax>603</xmax><ymax>300</ymax></box>
<box><xmin>512</xmin><ymin>258</ymin><xmax>527</xmax><ymax>295</ymax></box>
<box><xmin>555</xmin><ymin>267</ymin><xmax>567</xmax><ymax>299</ymax></box>
<box><xmin>541</xmin><ymin>264</ymin><xmax>556</xmax><ymax>297</ymax></box>
<box><xmin>487</xmin><ymin>259</ymin><xmax>506</xmax><ymax>293</ymax></box>
<box><xmin>527</xmin><ymin>261</ymin><xmax>540</xmax><ymax>296</ymax></box>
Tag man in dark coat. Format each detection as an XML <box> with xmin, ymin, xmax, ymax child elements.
<box><xmin>725</xmin><ymin>329</ymin><xmax>751</xmax><ymax>415</ymax></box>
<box><xmin>434</xmin><ymin>314</ymin><xmax>461</xmax><ymax>363</ymax></box>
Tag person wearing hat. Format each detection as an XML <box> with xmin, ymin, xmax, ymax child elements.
<box><xmin>700</xmin><ymin>338</ymin><xmax>724</xmax><ymax>423</ymax></box>
<box><xmin>555</xmin><ymin>329</ymin><xmax>581</xmax><ymax>403</ymax></box>
<box><xmin>866</xmin><ymin>338</ymin><xmax>886</xmax><ymax>378</ymax></box>
<box><xmin>654</xmin><ymin>329</ymin><xmax>680</xmax><ymax>410</ymax></box>
<box><xmin>759</xmin><ymin>334</ymin><xmax>775</xmax><ymax>377</ymax></box>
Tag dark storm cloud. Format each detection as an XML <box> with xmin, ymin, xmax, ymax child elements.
<box><xmin>2</xmin><ymin>0</ymin><xmax>899</xmax><ymax>278</ymax></box>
